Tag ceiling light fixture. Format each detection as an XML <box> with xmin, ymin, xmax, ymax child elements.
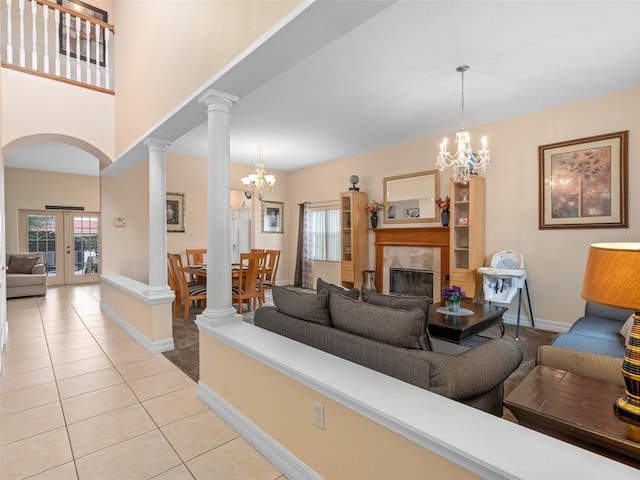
<box><xmin>241</xmin><ymin>145</ymin><xmax>276</xmax><ymax>201</ymax></box>
<box><xmin>436</xmin><ymin>65</ymin><xmax>490</xmax><ymax>184</ymax></box>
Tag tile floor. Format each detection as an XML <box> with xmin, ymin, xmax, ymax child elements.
<box><xmin>0</xmin><ymin>285</ymin><xmax>286</xmax><ymax>480</ymax></box>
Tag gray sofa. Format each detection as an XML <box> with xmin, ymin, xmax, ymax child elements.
<box><xmin>254</xmin><ymin>285</ymin><xmax>523</xmax><ymax>416</ymax></box>
<box><xmin>537</xmin><ymin>301</ymin><xmax>633</xmax><ymax>385</ymax></box>
<box><xmin>6</xmin><ymin>253</ymin><xmax>47</xmax><ymax>298</ymax></box>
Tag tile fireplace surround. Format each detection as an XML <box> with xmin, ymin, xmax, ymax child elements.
<box><xmin>374</xmin><ymin>227</ymin><xmax>450</xmax><ymax>302</ymax></box>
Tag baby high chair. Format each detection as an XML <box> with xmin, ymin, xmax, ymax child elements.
<box><xmin>478</xmin><ymin>250</ymin><xmax>534</xmax><ymax>339</ymax></box>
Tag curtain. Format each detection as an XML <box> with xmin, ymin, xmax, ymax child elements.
<box><xmin>294</xmin><ymin>202</ymin><xmax>312</xmax><ymax>288</ymax></box>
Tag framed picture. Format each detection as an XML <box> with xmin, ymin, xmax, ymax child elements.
<box><xmin>57</xmin><ymin>0</ymin><xmax>108</xmax><ymax>67</ymax></box>
<box><xmin>262</xmin><ymin>201</ymin><xmax>284</xmax><ymax>234</ymax></box>
<box><xmin>166</xmin><ymin>192</ymin><xmax>185</xmax><ymax>233</ymax></box>
<box><xmin>538</xmin><ymin>131</ymin><xmax>628</xmax><ymax>229</ymax></box>
<box><xmin>404</xmin><ymin>208</ymin><xmax>420</xmax><ymax>218</ymax></box>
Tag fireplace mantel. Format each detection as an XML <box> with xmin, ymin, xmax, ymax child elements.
<box><xmin>373</xmin><ymin>227</ymin><xmax>450</xmax><ymax>294</ymax></box>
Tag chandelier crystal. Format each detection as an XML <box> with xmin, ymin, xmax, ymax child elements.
<box><xmin>241</xmin><ymin>146</ymin><xmax>276</xmax><ymax>201</ymax></box>
<box><xmin>436</xmin><ymin>65</ymin><xmax>490</xmax><ymax>184</ymax></box>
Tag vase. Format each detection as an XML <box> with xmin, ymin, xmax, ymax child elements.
<box><xmin>370</xmin><ymin>212</ymin><xmax>378</xmax><ymax>229</ymax></box>
<box><xmin>362</xmin><ymin>270</ymin><xmax>376</xmax><ymax>292</ymax></box>
<box><xmin>441</xmin><ymin>210</ymin><xmax>450</xmax><ymax>227</ymax></box>
<box><xmin>446</xmin><ymin>300</ymin><xmax>460</xmax><ymax>312</ymax></box>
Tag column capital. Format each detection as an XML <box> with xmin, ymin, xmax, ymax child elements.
<box><xmin>198</xmin><ymin>89</ymin><xmax>239</xmax><ymax>108</ymax></box>
<box><xmin>144</xmin><ymin>137</ymin><xmax>172</xmax><ymax>151</ymax></box>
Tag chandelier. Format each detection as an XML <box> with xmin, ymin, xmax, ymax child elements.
<box><xmin>436</xmin><ymin>65</ymin><xmax>490</xmax><ymax>184</ymax></box>
<box><xmin>241</xmin><ymin>146</ymin><xmax>276</xmax><ymax>201</ymax></box>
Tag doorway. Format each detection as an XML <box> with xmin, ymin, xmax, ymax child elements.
<box><xmin>19</xmin><ymin>210</ymin><xmax>100</xmax><ymax>286</ymax></box>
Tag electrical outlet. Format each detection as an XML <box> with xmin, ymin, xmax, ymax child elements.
<box><xmin>313</xmin><ymin>401</ymin><xmax>324</xmax><ymax>429</ymax></box>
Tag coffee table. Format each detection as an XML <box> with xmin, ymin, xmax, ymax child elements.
<box><xmin>504</xmin><ymin>365</ymin><xmax>640</xmax><ymax>468</ymax></box>
<box><xmin>428</xmin><ymin>301</ymin><xmax>507</xmax><ymax>345</ymax></box>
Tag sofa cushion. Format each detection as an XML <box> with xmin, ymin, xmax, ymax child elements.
<box><xmin>272</xmin><ymin>286</ymin><xmax>332</xmax><ymax>326</ymax></box>
<box><xmin>328</xmin><ymin>291</ymin><xmax>429</xmax><ymax>350</ymax></box>
<box><xmin>7</xmin><ymin>254</ymin><xmax>41</xmax><ymax>274</ymax></box>
<box><xmin>620</xmin><ymin>315</ymin><xmax>635</xmax><ymax>345</ymax></box>
<box><xmin>569</xmin><ymin>316</ymin><xmax>625</xmax><ymax>340</ymax></box>
<box><xmin>362</xmin><ymin>290</ymin><xmax>433</xmax><ymax>350</ymax></box>
<box><xmin>551</xmin><ymin>332</ymin><xmax>626</xmax><ymax>358</ymax></box>
<box><xmin>317</xmin><ymin>278</ymin><xmax>359</xmax><ymax>300</ymax></box>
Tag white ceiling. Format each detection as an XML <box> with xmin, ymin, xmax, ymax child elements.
<box><xmin>6</xmin><ymin>1</ymin><xmax>640</xmax><ymax>175</ymax></box>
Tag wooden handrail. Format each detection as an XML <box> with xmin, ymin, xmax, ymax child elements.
<box><xmin>37</xmin><ymin>0</ymin><xmax>116</xmax><ymax>34</ymax></box>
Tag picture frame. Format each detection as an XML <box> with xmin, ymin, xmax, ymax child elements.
<box><xmin>404</xmin><ymin>207</ymin><xmax>420</xmax><ymax>218</ymax></box>
<box><xmin>57</xmin><ymin>0</ymin><xmax>108</xmax><ymax>67</ymax></box>
<box><xmin>262</xmin><ymin>200</ymin><xmax>284</xmax><ymax>234</ymax></box>
<box><xmin>166</xmin><ymin>192</ymin><xmax>185</xmax><ymax>233</ymax></box>
<box><xmin>538</xmin><ymin>131</ymin><xmax>628</xmax><ymax>229</ymax></box>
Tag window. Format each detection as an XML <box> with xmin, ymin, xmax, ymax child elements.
<box><xmin>308</xmin><ymin>208</ymin><xmax>340</xmax><ymax>261</ymax></box>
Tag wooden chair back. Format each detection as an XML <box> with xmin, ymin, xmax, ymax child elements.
<box><xmin>168</xmin><ymin>252</ymin><xmax>207</xmax><ymax>323</ymax></box>
<box><xmin>186</xmin><ymin>248</ymin><xmax>207</xmax><ymax>266</ymax></box>
<box><xmin>261</xmin><ymin>249</ymin><xmax>281</xmax><ymax>301</ymax></box>
<box><xmin>232</xmin><ymin>251</ymin><xmax>267</xmax><ymax>314</ymax></box>
<box><xmin>167</xmin><ymin>254</ymin><xmax>182</xmax><ymax>318</ymax></box>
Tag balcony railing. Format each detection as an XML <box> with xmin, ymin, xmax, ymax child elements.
<box><xmin>1</xmin><ymin>0</ymin><xmax>115</xmax><ymax>93</ymax></box>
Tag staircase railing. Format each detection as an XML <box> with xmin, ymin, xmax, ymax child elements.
<box><xmin>1</xmin><ymin>0</ymin><xmax>115</xmax><ymax>93</ymax></box>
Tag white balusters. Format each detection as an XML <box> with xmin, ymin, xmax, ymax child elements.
<box><xmin>95</xmin><ymin>23</ymin><xmax>101</xmax><ymax>87</ymax></box>
<box><xmin>42</xmin><ymin>4</ymin><xmax>49</xmax><ymax>73</ymax></box>
<box><xmin>3</xmin><ymin>0</ymin><xmax>114</xmax><ymax>91</ymax></box>
<box><xmin>6</xmin><ymin>0</ymin><xmax>13</xmax><ymax>64</ymax></box>
<box><xmin>85</xmin><ymin>19</ymin><xmax>91</xmax><ymax>84</ymax></box>
<box><xmin>54</xmin><ymin>8</ymin><xmax>60</xmax><ymax>76</ymax></box>
<box><xmin>65</xmin><ymin>11</ymin><xmax>71</xmax><ymax>79</ymax></box>
<box><xmin>75</xmin><ymin>15</ymin><xmax>81</xmax><ymax>81</ymax></box>
<box><xmin>30</xmin><ymin>0</ymin><xmax>36</xmax><ymax>69</ymax></box>
<box><xmin>18</xmin><ymin>0</ymin><xmax>25</xmax><ymax>66</ymax></box>
<box><xmin>104</xmin><ymin>27</ymin><xmax>110</xmax><ymax>89</ymax></box>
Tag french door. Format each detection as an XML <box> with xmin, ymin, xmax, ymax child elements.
<box><xmin>19</xmin><ymin>210</ymin><xmax>100</xmax><ymax>286</ymax></box>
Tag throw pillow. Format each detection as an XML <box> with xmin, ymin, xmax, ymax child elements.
<box><xmin>317</xmin><ymin>277</ymin><xmax>359</xmax><ymax>300</ymax></box>
<box><xmin>7</xmin><ymin>254</ymin><xmax>41</xmax><ymax>274</ymax></box>
<box><xmin>272</xmin><ymin>286</ymin><xmax>332</xmax><ymax>326</ymax></box>
<box><xmin>361</xmin><ymin>290</ymin><xmax>433</xmax><ymax>350</ymax></box>
<box><xmin>620</xmin><ymin>315</ymin><xmax>635</xmax><ymax>345</ymax></box>
<box><xmin>328</xmin><ymin>291</ymin><xmax>430</xmax><ymax>350</ymax></box>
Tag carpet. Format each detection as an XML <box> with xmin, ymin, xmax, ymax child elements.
<box><xmin>162</xmin><ymin>303</ymin><xmax>557</xmax><ymax>420</ymax></box>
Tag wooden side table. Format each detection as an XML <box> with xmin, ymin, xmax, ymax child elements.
<box><xmin>504</xmin><ymin>365</ymin><xmax>640</xmax><ymax>468</ymax></box>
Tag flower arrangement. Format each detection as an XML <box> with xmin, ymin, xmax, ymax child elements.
<box><xmin>435</xmin><ymin>196</ymin><xmax>450</xmax><ymax>212</ymax></box>
<box><xmin>366</xmin><ymin>200</ymin><xmax>385</xmax><ymax>214</ymax></box>
<box><xmin>441</xmin><ymin>285</ymin><xmax>465</xmax><ymax>303</ymax></box>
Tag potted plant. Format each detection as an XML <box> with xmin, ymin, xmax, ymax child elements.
<box><xmin>441</xmin><ymin>285</ymin><xmax>466</xmax><ymax>312</ymax></box>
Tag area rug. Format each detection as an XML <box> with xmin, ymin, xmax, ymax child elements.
<box><xmin>162</xmin><ymin>303</ymin><xmax>557</xmax><ymax>421</ymax></box>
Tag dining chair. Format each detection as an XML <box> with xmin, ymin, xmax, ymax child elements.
<box><xmin>167</xmin><ymin>256</ymin><xmax>182</xmax><ymax>318</ymax></box>
<box><xmin>185</xmin><ymin>248</ymin><xmax>207</xmax><ymax>282</ymax></box>
<box><xmin>168</xmin><ymin>253</ymin><xmax>207</xmax><ymax>323</ymax></box>
<box><xmin>261</xmin><ymin>249</ymin><xmax>281</xmax><ymax>302</ymax></box>
<box><xmin>232</xmin><ymin>251</ymin><xmax>267</xmax><ymax>314</ymax></box>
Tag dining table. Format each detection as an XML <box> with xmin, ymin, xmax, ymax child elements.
<box><xmin>182</xmin><ymin>263</ymin><xmax>273</xmax><ymax>285</ymax></box>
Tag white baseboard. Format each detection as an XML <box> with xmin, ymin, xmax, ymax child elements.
<box><xmin>197</xmin><ymin>381</ymin><xmax>322</xmax><ymax>480</ymax></box>
<box><xmin>502</xmin><ymin>313</ymin><xmax>570</xmax><ymax>333</ymax></box>
<box><xmin>100</xmin><ymin>303</ymin><xmax>174</xmax><ymax>354</ymax></box>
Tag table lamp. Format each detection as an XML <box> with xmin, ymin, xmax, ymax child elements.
<box><xmin>581</xmin><ymin>242</ymin><xmax>640</xmax><ymax>423</ymax></box>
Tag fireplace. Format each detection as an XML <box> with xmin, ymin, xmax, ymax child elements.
<box><xmin>373</xmin><ymin>227</ymin><xmax>450</xmax><ymax>302</ymax></box>
<box><xmin>390</xmin><ymin>268</ymin><xmax>433</xmax><ymax>298</ymax></box>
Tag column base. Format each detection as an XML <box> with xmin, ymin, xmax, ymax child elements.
<box><xmin>142</xmin><ymin>285</ymin><xmax>174</xmax><ymax>302</ymax></box>
<box><xmin>196</xmin><ymin>307</ymin><xmax>242</xmax><ymax>328</ymax></box>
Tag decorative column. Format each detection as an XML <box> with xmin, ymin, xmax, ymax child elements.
<box><xmin>197</xmin><ymin>89</ymin><xmax>240</xmax><ymax>326</ymax></box>
<box><xmin>143</xmin><ymin>137</ymin><xmax>172</xmax><ymax>298</ymax></box>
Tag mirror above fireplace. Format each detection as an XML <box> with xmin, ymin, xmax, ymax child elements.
<box><xmin>383</xmin><ymin>170</ymin><xmax>440</xmax><ymax>224</ymax></box>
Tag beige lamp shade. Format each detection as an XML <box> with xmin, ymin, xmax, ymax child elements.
<box><xmin>581</xmin><ymin>243</ymin><xmax>640</xmax><ymax>311</ymax></box>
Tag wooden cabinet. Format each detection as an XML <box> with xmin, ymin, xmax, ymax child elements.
<box><xmin>340</xmin><ymin>191</ymin><xmax>368</xmax><ymax>290</ymax></box>
<box><xmin>449</xmin><ymin>176</ymin><xmax>485</xmax><ymax>299</ymax></box>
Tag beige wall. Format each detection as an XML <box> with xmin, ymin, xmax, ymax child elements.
<box><xmin>200</xmin><ymin>334</ymin><xmax>479</xmax><ymax>480</ymax></box>
<box><xmin>282</xmin><ymin>86</ymin><xmax>640</xmax><ymax>327</ymax></box>
<box><xmin>0</xmin><ymin>69</ymin><xmax>115</xmax><ymax>166</ymax></box>
<box><xmin>112</xmin><ymin>0</ymin><xmax>302</xmax><ymax>157</ymax></box>
<box><xmin>4</xmin><ymin>168</ymin><xmax>100</xmax><ymax>254</ymax></box>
